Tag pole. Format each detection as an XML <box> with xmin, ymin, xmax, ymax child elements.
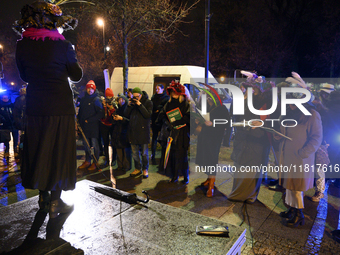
<box><xmin>103</xmin><ymin>22</ymin><xmax>106</xmax><ymax>60</ymax></box>
<box><xmin>205</xmin><ymin>0</ymin><xmax>211</xmax><ymax>85</ymax></box>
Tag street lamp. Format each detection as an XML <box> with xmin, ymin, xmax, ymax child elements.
<box><xmin>97</xmin><ymin>18</ymin><xmax>106</xmax><ymax>59</ymax></box>
<box><xmin>0</xmin><ymin>44</ymin><xmax>3</xmax><ymax>90</ymax></box>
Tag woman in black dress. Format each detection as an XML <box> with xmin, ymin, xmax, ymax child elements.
<box><xmin>14</xmin><ymin>1</ymin><xmax>82</xmax><ymax>218</ymax></box>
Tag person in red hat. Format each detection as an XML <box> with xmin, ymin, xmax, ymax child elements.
<box><xmin>100</xmin><ymin>88</ymin><xmax>118</xmax><ymax>167</ymax></box>
<box><xmin>77</xmin><ymin>80</ymin><xmax>104</xmax><ymax>171</ymax></box>
<box><xmin>156</xmin><ymin>81</ymin><xmax>190</xmax><ymax>184</ymax></box>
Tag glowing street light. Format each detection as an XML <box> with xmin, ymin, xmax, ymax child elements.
<box><xmin>10</xmin><ymin>82</ymin><xmax>15</xmax><ymax>86</ymax></box>
<box><xmin>220</xmin><ymin>76</ymin><xmax>225</xmax><ymax>83</ymax></box>
<box><xmin>97</xmin><ymin>18</ymin><xmax>106</xmax><ymax>59</ymax></box>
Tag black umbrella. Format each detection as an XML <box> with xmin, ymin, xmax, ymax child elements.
<box><xmin>90</xmin><ymin>186</ymin><xmax>149</xmax><ymax>204</ymax></box>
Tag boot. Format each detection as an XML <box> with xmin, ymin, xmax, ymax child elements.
<box><xmin>49</xmin><ymin>199</ymin><xmax>74</xmax><ymax>218</ymax></box>
<box><xmin>143</xmin><ymin>169</ymin><xmax>149</xmax><ymax>178</ymax></box>
<box><xmin>130</xmin><ymin>169</ymin><xmax>142</xmax><ymax>177</ymax></box>
<box><xmin>201</xmin><ymin>178</ymin><xmax>210</xmax><ymax>187</ymax></box>
<box><xmin>286</xmin><ymin>208</ymin><xmax>305</xmax><ymax>227</ymax></box>
<box><xmin>279</xmin><ymin>207</ymin><xmax>294</xmax><ymax>218</ymax></box>
<box><xmin>38</xmin><ymin>191</ymin><xmax>51</xmax><ymax>213</ymax></box>
<box><xmin>78</xmin><ymin>161</ymin><xmax>91</xmax><ymax>169</ymax></box>
<box><xmin>88</xmin><ymin>162</ymin><xmax>98</xmax><ymax>171</ymax></box>
<box><xmin>206</xmin><ymin>177</ymin><xmax>215</xmax><ymax>198</ymax></box>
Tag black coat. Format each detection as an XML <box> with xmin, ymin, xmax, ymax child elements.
<box><xmin>13</xmin><ymin>95</ymin><xmax>26</xmax><ymax>131</ymax></box>
<box><xmin>77</xmin><ymin>92</ymin><xmax>104</xmax><ymax>138</ymax></box>
<box><xmin>196</xmin><ymin>104</ymin><xmax>230</xmax><ymax>166</ymax></box>
<box><xmin>16</xmin><ymin>38</ymin><xmax>82</xmax><ymax>116</ymax></box>
<box><xmin>231</xmin><ymin>98</ymin><xmax>269</xmax><ymax>166</ymax></box>
<box><xmin>151</xmin><ymin>91</ymin><xmax>169</xmax><ymax>125</ymax></box>
<box><xmin>124</xmin><ymin>91</ymin><xmax>153</xmax><ymax>145</ymax></box>
<box><xmin>157</xmin><ymin>98</ymin><xmax>190</xmax><ymax>149</ymax></box>
<box><xmin>323</xmin><ymin>101</ymin><xmax>340</xmax><ymax>159</ymax></box>
<box><xmin>0</xmin><ymin>100</ymin><xmax>15</xmax><ymax>130</ymax></box>
<box><xmin>112</xmin><ymin>103</ymin><xmax>130</xmax><ymax>148</ymax></box>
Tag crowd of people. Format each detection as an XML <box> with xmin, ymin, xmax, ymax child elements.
<box><xmin>7</xmin><ymin>1</ymin><xmax>340</xmax><ymax>237</ymax></box>
<box><xmin>217</xmin><ymin>72</ymin><xmax>340</xmax><ymax>229</ymax></box>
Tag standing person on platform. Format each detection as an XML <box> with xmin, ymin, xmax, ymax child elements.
<box><xmin>125</xmin><ymin>87</ymin><xmax>153</xmax><ymax>178</ymax></box>
<box><xmin>113</xmin><ymin>94</ymin><xmax>131</xmax><ymax>171</ymax></box>
<box><xmin>157</xmin><ymin>81</ymin><xmax>190</xmax><ymax>183</ymax></box>
<box><xmin>77</xmin><ymin>80</ymin><xmax>104</xmax><ymax>171</ymax></box>
<box><xmin>100</xmin><ymin>88</ymin><xmax>117</xmax><ymax>167</ymax></box>
<box><xmin>150</xmin><ymin>84</ymin><xmax>169</xmax><ymax>164</ymax></box>
<box><xmin>14</xmin><ymin>1</ymin><xmax>82</xmax><ymax>218</ymax></box>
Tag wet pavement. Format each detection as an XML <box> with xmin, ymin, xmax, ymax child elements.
<box><xmin>1</xmin><ymin>140</ymin><xmax>340</xmax><ymax>254</ymax></box>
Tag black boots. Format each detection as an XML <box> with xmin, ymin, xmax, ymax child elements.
<box><xmin>286</xmin><ymin>208</ymin><xmax>305</xmax><ymax>227</ymax></box>
<box><xmin>279</xmin><ymin>207</ymin><xmax>294</xmax><ymax>219</ymax></box>
<box><xmin>280</xmin><ymin>207</ymin><xmax>305</xmax><ymax>227</ymax></box>
<box><xmin>38</xmin><ymin>191</ymin><xmax>51</xmax><ymax>213</ymax></box>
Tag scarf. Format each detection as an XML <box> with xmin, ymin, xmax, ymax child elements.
<box><xmin>22</xmin><ymin>27</ymin><xmax>65</xmax><ymax>41</ymax></box>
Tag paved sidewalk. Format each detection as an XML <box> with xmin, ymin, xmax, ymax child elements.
<box><xmin>1</xmin><ymin>141</ymin><xmax>340</xmax><ymax>254</ymax></box>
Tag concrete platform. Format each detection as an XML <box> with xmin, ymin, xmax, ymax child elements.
<box><xmin>0</xmin><ymin>180</ymin><xmax>246</xmax><ymax>255</ymax></box>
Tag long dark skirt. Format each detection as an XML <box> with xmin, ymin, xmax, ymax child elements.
<box><xmin>21</xmin><ymin>115</ymin><xmax>77</xmax><ymax>191</ymax></box>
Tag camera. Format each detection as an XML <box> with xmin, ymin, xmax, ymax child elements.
<box><xmin>102</xmin><ymin>96</ymin><xmax>118</xmax><ymax>109</ymax></box>
<box><xmin>130</xmin><ymin>96</ymin><xmax>139</xmax><ymax>104</ymax></box>
<box><xmin>106</xmin><ymin>97</ymin><xmax>115</xmax><ymax>105</ymax></box>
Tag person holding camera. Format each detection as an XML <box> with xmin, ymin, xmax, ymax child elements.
<box><xmin>77</xmin><ymin>80</ymin><xmax>104</xmax><ymax>171</ymax></box>
<box><xmin>100</xmin><ymin>88</ymin><xmax>118</xmax><ymax>167</ymax></box>
<box><xmin>124</xmin><ymin>87</ymin><xmax>153</xmax><ymax>178</ymax></box>
<box><xmin>150</xmin><ymin>84</ymin><xmax>169</xmax><ymax>164</ymax></box>
<box><xmin>112</xmin><ymin>94</ymin><xmax>131</xmax><ymax>171</ymax></box>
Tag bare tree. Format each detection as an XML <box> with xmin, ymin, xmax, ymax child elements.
<box><xmin>86</xmin><ymin>0</ymin><xmax>199</xmax><ymax>92</ymax></box>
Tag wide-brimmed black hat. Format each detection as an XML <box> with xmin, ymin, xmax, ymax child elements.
<box><xmin>13</xmin><ymin>1</ymin><xmax>77</xmax><ymax>35</ymax></box>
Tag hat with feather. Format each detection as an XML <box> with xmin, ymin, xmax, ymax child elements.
<box><xmin>285</xmin><ymin>71</ymin><xmax>315</xmax><ymax>105</ymax></box>
<box><xmin>240</xmin><ymin>70</ymin><xmax>267</xmax><ymax>92</ymax></box>
<box><xmin>13</xmin><ymin>1</ymin><xmax>78</xmax><ymax>35</ymax></box>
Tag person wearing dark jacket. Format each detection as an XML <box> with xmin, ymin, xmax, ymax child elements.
<box><xmin>112</xmin><ymin>94</ymin><xmax>131</xmax><ymax>171</ymax></box>
<box><xmin>150</xmin><ymin>84</ymin><xmax>169</xmax><ymax>162</ymax></box>
<box><xmin>15</xmin><ymin>1</ymin><xmax>83</xmax><ymax>218</ymax></box>
<box><xmin>13</xmin><ymin>87</ymin><xmax>26</xmax><ymax>132</ymax></box>
<box><xmin>13</xmin><ymin>87</ymin><xmax>26</xmax><ymax>161</ymax></box>
<box><xmin>157</xmin><ymin>81</ymin><xmax>190</xmax><ymax>183</ymax></box>
<box><xmin>0</xmin><ymin>93</ymin><xmax>17</xmax><ymax>159</ymax></box>
<box><xmin>323</xmin><ymin>91</ymin><xmax>340</xmax><ymax>188</ymax></box>
<box><xmin>196</xmin><ymin>93</ymin><xmax>230</xmax><ymax>197</ymax></box>
<box><xmin>77</xmin><ymin>80</ymin><xmax>104</xmax><ymax>171</ymax></box>
<box><xmin>228</xmin><ymin>85</ymin><xmax>270</xmax><ymax>203</ymax></box>
<box><xmin>100</xmin><ymin>88</ymin><xmax>117</xmax><ymax>167</ymax></box>
<box><xmin>125</xmin><ymin>87</ymin><xmax>153</xmax><ymax>178</ymax></box>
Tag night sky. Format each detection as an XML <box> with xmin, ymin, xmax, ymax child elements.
<box><xmin>1</xmin><ymin>0</ymin><xmax>340</xmax><ymax>85</ymax></box>
<box><xmin>0</xmin><ymin>0</ymin><xmax>32</xmax><ymax>28</ymax></box>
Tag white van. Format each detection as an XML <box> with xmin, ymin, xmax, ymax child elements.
<box><xmin>110</xmin><ymin>65</ymin><xmax>232</xmax><ymax>109</ymax></box>
<box><xmin>110</xmin><ymin>65</ymin><xmax>217</xmax><ymax>96</ymax></box>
